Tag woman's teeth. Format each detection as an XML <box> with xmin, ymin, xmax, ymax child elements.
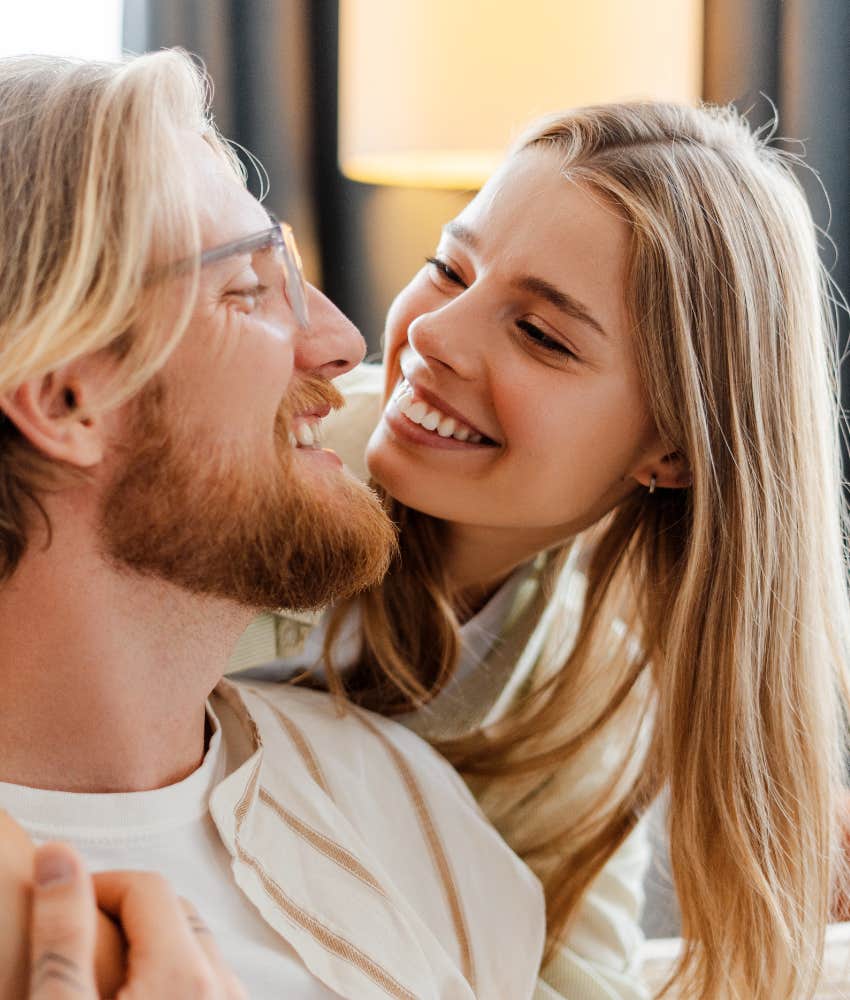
<box><xmin>395</xmin><ymin>382</ymin><xmax>483</xmax><ymax>443</ymax></box>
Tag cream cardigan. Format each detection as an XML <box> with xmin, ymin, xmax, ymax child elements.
<box><xmin>228</xmin><ymin>363</ymin><xmax>651</xmax><ymax>1000</ymax></box>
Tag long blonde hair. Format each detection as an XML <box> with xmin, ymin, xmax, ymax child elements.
<box><xmin>0</xmin><ymin>49</ymin><xmax>242</xmax><ymax>577</ymax></box>
<box><xmin>329</xmin><ymin>103</ymin><xmax>850</xmax><ymax>998</ymax></box>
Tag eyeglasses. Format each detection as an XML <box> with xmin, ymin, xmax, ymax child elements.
<box><xmin>197</xmin><ymin>214</ymin><xmax>310</xmax><ymax>329</ymax></box>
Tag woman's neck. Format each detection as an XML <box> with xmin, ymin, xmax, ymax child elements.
<box><xmin>444</xmin><ymin>522</ymin><xmax>559</xmax><ymax>621</ymax></box>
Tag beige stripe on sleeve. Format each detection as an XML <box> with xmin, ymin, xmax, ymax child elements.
<box><xmin>250</xmin><ymin>690</ymin><xmax>333</xmax><ymax>796</ymax></box>
<box><xmin>234</xmin><ymin>844</ymin><xmax>418</xmax><ymax>1000</ymax></box>
<box><xmin>355</xmin><ymin>713</ymin><xmax>477</xmax><ymax>995</ymax></box>
<box><xmin>258</xmin><ymin>787</ymin><xmax>387</xmax><ymax>896</ymax></box>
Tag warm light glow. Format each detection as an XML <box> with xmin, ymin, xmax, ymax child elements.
<box><xmin>339</xmin><ymin>0</ymin><xmax>703</xmax><ymax>189</ymax></box>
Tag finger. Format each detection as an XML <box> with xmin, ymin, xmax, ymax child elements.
<box><xmin>178</xmin><ymin>898</ymin><xmax>247</xmax><ymax>1000</ymax></box>
<box><xmin>28</xmin><ymin>843</ymin><xmax>97</xmax><ymax>999</ymax></box>
<box><xmin>0</xmin><ymin>811</ymin><xmax>37</xmax><ymax>996</ymax></box>
<box><xmin>92</xmin><ymin>870</ymin><xmax>223</xmax><ymax>998</ymax></box>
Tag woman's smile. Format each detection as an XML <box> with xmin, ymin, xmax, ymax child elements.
<box><xmin>383</xmin><ymin>379</ymin><xmax>499</xmax><ymax>452</ymax></box>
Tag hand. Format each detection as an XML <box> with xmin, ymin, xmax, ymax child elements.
<box><xmin>0</xmin><ymin>812</ymin><xmax>123</xmax><ymax>998</ymax></box>
<box><xmin>26</xmin><ymin>841</ymin><xmax>246</xmax><ymax>999</ymax></box>
<box><xmin>28</xmin><ymin>843</ymin><xmax>99</xmax><ymax>998</ymax></box>
<box><xmin>92</xmin><ymin>869</ymin><xmax>247</xmax><ymax>998</ymax></box>
<box><xmin>0</xmin><ymin>810</ymin><xmax>36</xmax><ymax>997</ymax></box>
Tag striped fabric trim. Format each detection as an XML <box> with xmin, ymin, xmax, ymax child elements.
<box><xmin>234</xmin><ymin>758</ymin><xmax>262</xmax><ymax>830</ymax></box>
<box><xmin>230</xmin><ymin>696</ymin><xmax>417</xmax><ymax>1000</ymax></box>
<box><xmin>258</xmin><ymin>786</ymin><xmax>387</xmax><ymax>896</ymax></box>
<box><xmin>234</xmin><ymin>842</ymin><xmax>418</xmax><ymax>1000</ymax></box>
<box><xmin>355</xmin><ymin>712</ymin><xmax>477</xmax><ymax>995</ymax></box>
<box><xmin>250</xmin><ymin>689</ymin><xmax>332</xmax><ymax>796</ymax></box>
<box><xmin>215</xmin><ymin>680</ymin><xmax>263</xmax><ymax>751</ymax></box>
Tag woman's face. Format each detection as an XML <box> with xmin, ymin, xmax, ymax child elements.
<box><xmin>366</xmin><ymin>146</ymin><xmax>663</xmax><ymax>542</ymax></box>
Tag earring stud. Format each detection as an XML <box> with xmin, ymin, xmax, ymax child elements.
<box><xmin>648</xmin><ymin>475</ymin><xmax>657</xmax><ymax>495</ymax></box>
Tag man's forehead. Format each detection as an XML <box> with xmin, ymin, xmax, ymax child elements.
<box><xmin>181</xmin><ymin>131</ymin><xmax>269</xmax><ymax>247</ymax></box>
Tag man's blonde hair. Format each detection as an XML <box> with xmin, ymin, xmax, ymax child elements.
<box><xmin>0</xmin><ymin>49</ymin><xmax>242</xmax><ymax>577</ymax></box>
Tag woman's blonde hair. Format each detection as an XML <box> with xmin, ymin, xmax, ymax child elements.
<box><xmin>329</xmin><ymin>103</ymin><xmax>850</xmax><ymax>998</ymax></box>
<box><xmin>0</xmin><ymin>49</ymin><xmax>242</xmax><ymax>577</ymax></box>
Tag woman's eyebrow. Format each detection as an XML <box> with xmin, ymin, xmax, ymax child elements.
<box><xmin>443</xmin><ymin>219</ymin><xmax>607</xmax><ymax>337</ymax></box>
<box><xmin>513</xmin><ymin>274</ymin><xmax>607</xmax><ymax>337</ymax></box>
<box><xmin>442</xmin><ymin>221</ymin><xmax>480</xmax><ymax>248</ymax></box>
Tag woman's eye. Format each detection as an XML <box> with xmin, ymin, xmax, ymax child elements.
<box><xmin>425</xmin><ymin>256</ymin><xmax>465</xmax><ymax>287</ymax></box>
<box><xmin>516</xmin><ymin>319</ymin><xmax>577</xmax><ymax>360</ymax></box>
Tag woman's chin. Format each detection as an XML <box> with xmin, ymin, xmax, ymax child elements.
<box><xmin>364</xmin><ymin>429</ymin><xmax>406</xmax><ymax>500</ymax></box>
<box><xmin>365</xmin><ymin>428</ymin><xmax>443</xmax><ymax>518</ymax></box>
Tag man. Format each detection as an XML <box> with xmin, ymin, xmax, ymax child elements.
<box><xmin>0</xmin><ymin>50</ymin><xmax>544</xmax><ymax>997</ymax></box>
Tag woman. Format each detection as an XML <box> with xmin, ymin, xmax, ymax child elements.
<box><xmin>231</xmin><ymin>102</ymin><xmax>850</xmax><ymax>999</ymax></box>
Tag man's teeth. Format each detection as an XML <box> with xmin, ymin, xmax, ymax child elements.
<box><xmin>290</xmin><ymin>418</ymin><xmax>323</xmax><ymax>448</ymax></box>
<box><xmin>296</xmin><ymin>422</ymin><xmax>315</xmax><ymax>447</ymax></box>
<box><xmin>396</xmin><ymin>382</ymin><xmax>484</xmax><ymax>443</ymax></box>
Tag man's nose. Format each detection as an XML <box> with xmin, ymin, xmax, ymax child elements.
<box><xmin>295</xmin><ymin>285</ymin><xmax>366</xmax><ymax>378</ymax></box>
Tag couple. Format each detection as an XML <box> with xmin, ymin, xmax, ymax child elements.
<box><xmin>2</xmin><ymin>48</ymin><xmax>849</xmax><ymax>1000</ymax></box>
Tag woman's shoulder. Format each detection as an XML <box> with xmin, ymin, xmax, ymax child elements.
<box><xmin>322</xmin><ymin>363</ymin><xmax>385</xmax><ymax>482</ymax></box>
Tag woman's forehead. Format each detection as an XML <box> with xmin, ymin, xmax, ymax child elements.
<box><xmin>457</xmin><ymin>147</ymin><xmax>627</xmax><ymax>248</ymax></box>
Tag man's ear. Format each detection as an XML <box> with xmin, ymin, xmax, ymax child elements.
<box><xmin>631</xmin><ymin>449</ymin><xmax>692</xmax><ymax>491</ymax></box>
<box><xmin>0</xmin><ymin>368</ymin><xmax>107</xmax><ymax>469</ymax></box>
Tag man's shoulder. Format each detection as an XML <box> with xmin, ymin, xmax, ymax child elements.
<box><xmin>229</xmin><ymin>678</ymin><xmax>480</xmax><ymax>810</ymax></box>
<box><xmin>222</xmin><ymin>678</ymin><xmax>546</xmax><ymax>998</ymax></box>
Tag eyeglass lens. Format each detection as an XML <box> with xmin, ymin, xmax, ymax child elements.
<box><xmin>279</xmin><ymin>223</ymin><xmax>309</xmax><ymax>329</ymax></box>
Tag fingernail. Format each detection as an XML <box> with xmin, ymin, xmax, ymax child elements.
<box><xmin>35</xmin><ymin>845</ymin><xmax>74</xmax><ymax>887</ymax></box>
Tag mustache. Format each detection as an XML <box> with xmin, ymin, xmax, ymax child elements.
<box><xmin>283</xmin><ymin>374</ymin><xmax>345</xmax><ymax>418</ymax></box>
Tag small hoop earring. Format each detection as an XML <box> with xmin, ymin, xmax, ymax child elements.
<box><xmin>648</xmin><ymin>475</ymin><xmax>657</xmax><ymax>495</ymax></box>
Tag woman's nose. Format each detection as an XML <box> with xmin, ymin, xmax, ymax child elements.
<box><xmin>407</xmin><ymin>300</ymin><xmax>481</xmax><ymax>380</ymax></box>
<box><xmin>294</xmin><ymin>285</ymin><xmax>366</xmax><ymax>379</ymax></box>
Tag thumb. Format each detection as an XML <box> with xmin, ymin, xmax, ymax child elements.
<box><xmin>28</xmin><ymin>843</ymin><xmax>97</xmax><ymax>999</ymax></box>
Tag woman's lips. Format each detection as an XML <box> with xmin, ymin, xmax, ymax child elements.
<box><xmin>392</xmin><ymin>377</ymin><xmax>498</xmax><ymax>443</ymax></box>
<box><xmin>384</xmin><ymin>382</ymin><xmax>498</xmax><ymax>451</ymax></box>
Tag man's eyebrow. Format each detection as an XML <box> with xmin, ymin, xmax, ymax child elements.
<box><xmin>514</xmin><ymin>275</ymin><xmax>607</xmax><ymax>338</ymax></box>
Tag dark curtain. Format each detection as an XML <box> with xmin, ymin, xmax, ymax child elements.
<box><xmin>124</xmin><ymin>0</ymin><xmax>321</xmax><ymax>284</ymax></box>
<box><xmin>704</xmin><ymin>0</ymin><xmax>850</xmax><ymax>420</ymax></box>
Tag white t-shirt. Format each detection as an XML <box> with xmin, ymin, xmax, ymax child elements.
<box><xmin>0</xmin><ymin>712</ymin><xmax>340</xmax><ymax>998</ymax></box>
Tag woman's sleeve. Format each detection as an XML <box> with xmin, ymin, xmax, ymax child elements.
<box><xmin>534</xmin><ymin>820</ymin><xmax>651</xmax><ymax>1000</ymax></box>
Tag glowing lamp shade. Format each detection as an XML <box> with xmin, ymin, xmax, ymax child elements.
<box><xmin>339</xmin><ymin>0</ymin><xmax>703</xmax><ymax>189</ymax></box>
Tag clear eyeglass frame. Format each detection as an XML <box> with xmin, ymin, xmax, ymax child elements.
<box><xmin>197</xmin><ymin>213</ymin><xmax>310</xmax><ymax>329</ymax></box>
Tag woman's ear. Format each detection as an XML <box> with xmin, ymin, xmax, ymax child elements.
<box><xmin>0</xmin><ymin>367</ymin><xmax>107</xmax><ymax>468</ymax></box>
<box><xmin>632</xmin><ymin>450</ymin><xmax>692</xmax><ymax>491</ymax></box>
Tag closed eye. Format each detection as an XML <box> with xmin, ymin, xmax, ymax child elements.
<box><xmin>425</xmin><ymin>256</ymin><xmax>465</xmax><ymax>287</ymax></box>
<box><xmin>516</xmin><ymin>319</ymin><xmax>577</xmax><ymax>360</ymax></box>
<box><xmin>227</xmin><ymin>283</ymin><xmax>268</xmax><ymax>304</ymax></box>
